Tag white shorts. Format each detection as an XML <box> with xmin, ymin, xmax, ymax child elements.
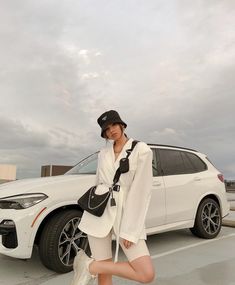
<box><xmin>88</xmin><ymin>231</ymin><xmax>150</xmax><ymax>262</ymax></box>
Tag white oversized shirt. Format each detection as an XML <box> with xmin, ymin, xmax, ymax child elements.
<box><xmin>79</xmin><ymin>138</ymin><xmax>153</xmax><ymax>259</ymax></box>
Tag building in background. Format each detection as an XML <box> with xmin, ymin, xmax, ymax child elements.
<box><xmin>0</xmin><ymin>164</ymin><xmax>17</xmax><ymax>184</ymax></box>
<box><xmin>225</xmin><ymin>180</ymin><xmax>235</xmax><ymax>192</ymax></box>
<box><xmin>41</xmin><ymin>165</ymin><xmax>73</xmax><ymax>177</ymax></box>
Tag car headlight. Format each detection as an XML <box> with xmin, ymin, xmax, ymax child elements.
<box><xmin>0</xmin><ymin>193</ymin><xmax>48</xmax><ymax>209</ymax></box>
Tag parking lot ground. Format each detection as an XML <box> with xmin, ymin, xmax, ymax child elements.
<box><xmin>1</xmin><ymin>193</ymin><xmax>234</xmax><ymax>285</ymax></box>
<box><xmin>1</xmin><ymin>226</ymin><xmax>235</xmax><ymax>285</ymax></box>
<box><xmin>148</xmin><ymin>227</ymin><xmax>235</xmax><ymax>285</ymax></box>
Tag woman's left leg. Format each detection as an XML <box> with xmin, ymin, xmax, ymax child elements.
<box><xmin>89</xmin><ymin>255</ymin><xmax>155</xmax><ymax>283</ymax></box>
<box><xmin>89</xmin><ymin>239</ymin><xmax>155</xmax><ymax>283</ymax></box>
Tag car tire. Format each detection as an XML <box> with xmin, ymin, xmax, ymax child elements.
<box><xmin>39</xmin><ymin>209</ymin><xmax>90</xmax><ymax>273</ymax></box>
<box><xmin>190</xmin><ymin>198</ymin><xmax>222</xmax><ymax>239</ymax></box>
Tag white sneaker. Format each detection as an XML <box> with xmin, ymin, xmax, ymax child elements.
<box><xmin>71</xmin><ymin>249</ymin><xmax>95</xmax><ymax>285</ymax></box>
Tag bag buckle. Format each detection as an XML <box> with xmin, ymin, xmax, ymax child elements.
<box><xmin>112</xmin><ymin>185</ymin><xmax>120</xmax><ymax>192</ymax></box>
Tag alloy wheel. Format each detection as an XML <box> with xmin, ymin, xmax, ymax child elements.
<box><xmin>201</xmin><ymin>202</ymin><xmax>221</xmax><ymax>235</ymax></box>
<box><xmin>58</xmin><ymin>217</ymin><xmax>88</xmax><ymax>267</ymax></box>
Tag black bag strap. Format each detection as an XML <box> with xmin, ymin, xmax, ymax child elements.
<box><xmin>112</xmin><ymin>140</ymin><xmax>139</xmax><ymax>186</ymax></box>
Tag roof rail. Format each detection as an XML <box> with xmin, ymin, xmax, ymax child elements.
<box><xmin>147</xmin><ymin>143</ymin><xmax>198</xmax><ymax>152</ymax></box>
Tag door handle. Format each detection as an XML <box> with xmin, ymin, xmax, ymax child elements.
<box><xmin>152</xmin><ymin>181</ymin><xmax>161</xmax><ymax>186</ymax></box>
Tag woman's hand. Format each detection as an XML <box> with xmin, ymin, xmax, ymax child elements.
<box><xmin>123</xmin><ymin>239</ymin><xmax>134</xmax><ymax>249</ymax></box>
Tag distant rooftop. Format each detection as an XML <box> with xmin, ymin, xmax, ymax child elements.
<box><xmin>225</xmin><ymin>180</ymin><xmax>235</xmax><ymax>192</ymax></box>
<box><xmin>0</xmin><ymin>164</ymin><xmax>16</xmax><ymax>181</ymax></box>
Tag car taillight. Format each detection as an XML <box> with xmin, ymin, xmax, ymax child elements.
<box><xmin>217</xmin><ymin>174</ymin><xmax>224</xmax><ymax>183</ymax></box>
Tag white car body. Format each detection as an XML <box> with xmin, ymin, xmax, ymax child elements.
<box><xmin>0</xmin><ymin>145</ymin><xmax>230</xmax><ymax>272</ymax></box>
<box><xmin>0</xmin><ymin>175</ymin><xmax>96</xmax><ymax>258</ymax></box>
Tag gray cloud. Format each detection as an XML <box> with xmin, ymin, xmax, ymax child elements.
<box><xmin>0</xmin><ymin>116</ymin><xmax>101</xmax><ymax>177</ymax></box>
<box><xmin>0</xmin><ymin>0</ymin><xmax>234</xmax><ymax>179</ymax></box>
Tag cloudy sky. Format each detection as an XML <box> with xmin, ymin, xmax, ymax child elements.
<box><xmin>0</xmin><ymin>0</ymin><xmax>234</xmax><ymax>179</ymax></box>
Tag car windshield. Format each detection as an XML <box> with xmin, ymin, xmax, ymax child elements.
<box><xmin>65</xmin><ymin>152</ymin><xmax>98</xmax><ymax>175</ymax></box>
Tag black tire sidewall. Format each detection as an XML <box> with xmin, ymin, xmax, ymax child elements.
<box><xmin>39</xmin><ymin>209</ymin><xmax>85</xmax><ymax>273</ymax></box>
<box><xmin>193</xmin><ymin>198</ymin><xmax>221</xmax><ymax>239</ymax></box>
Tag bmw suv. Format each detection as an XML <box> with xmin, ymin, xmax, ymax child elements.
<box><xmin>0</xmin><ymin>144</ymin><xmax>229</xmax><ymax>273</ymax></box>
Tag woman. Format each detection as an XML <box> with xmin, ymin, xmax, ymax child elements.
<box><xmin>71</xmin><ymin>110</ymin><xmax>155</xmax><ymax>285</ymax></box>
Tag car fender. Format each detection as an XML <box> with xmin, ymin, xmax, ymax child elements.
<box><xmin>28</xmin><ymin>200</ymin><xmax>81</xmax><ymax>247</ymax></box>
<box><xmin>192</xmin><ymin>192</ymin><xmax>222</xmax><ymax>221</ymax></box>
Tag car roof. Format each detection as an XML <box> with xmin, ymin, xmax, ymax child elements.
<box><xmin>147</xmin><ymin>143</ymin><xmax>198</xmax><ymax>152</ymax></box>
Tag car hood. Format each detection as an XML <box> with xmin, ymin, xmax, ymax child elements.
<box><xmin>0</xmin><ymin>175</ymin><xmax>95</xmax><ymax>199</ymax></box>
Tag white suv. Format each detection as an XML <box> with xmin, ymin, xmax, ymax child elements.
<box><xmin>0</xmin><ymin>144</ymin><xmax>229</xmax><ymax>273</ymax></box>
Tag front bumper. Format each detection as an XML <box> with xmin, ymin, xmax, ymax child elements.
<box><xmin>0</xmin><ymin>220</ymin><xmax>18</xmax><ymax>248</ymax></box>
<box><xmin>0</xmin><ymin>206</ymin><xmax>41</xmax><ymax>259</ymax></box>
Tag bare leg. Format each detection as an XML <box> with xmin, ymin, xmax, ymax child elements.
<box><xmin>98</xmin><ymin>258</ymin><xmax>113</xmax><ymax>285</ymax></box>
<box><xmin>90</xmin><ymin>255</ymin><xmax>155</xmax><ymax>284</ymax></box>
<box><xmin>98</xmin><ymin>273</ymin><xmax>112</xmax><ymax>285</ymax></box>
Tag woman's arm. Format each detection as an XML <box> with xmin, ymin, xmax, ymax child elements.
<box><xmin>119</xmin><ymin>142</ymin><xmax>153</xmax><ymax>244</ymax></box>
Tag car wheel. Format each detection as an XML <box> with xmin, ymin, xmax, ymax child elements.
<box><xmin>190</xmin><ymin>198</ymin><xmax>222</xmax><ymax>239</ymax></box>
<box><xmin>39</xmin><ymin>209</ymin><xmax>90</xmax><ymax>273</ymax></box>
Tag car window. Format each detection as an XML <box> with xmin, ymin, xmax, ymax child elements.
<box><xmin>186</xmin><ymin>152</ymin><xmax>207</xmax><ymax>172</ymax></box>
<box><xmin>151</xmin><ymin>148</ymin><xmax>159</xmax><ymax>177</ymax></box>
<box><xmin>158</xmin><ymin>149</ymin><xmax>207</xmax><ymax>176</ymax></box>
<box><xmin>158</xmin><ymin>149</ymin><xmax>186</xmax><ymax>175</ymax></box>
<box><xmin>181</xmin><ymin>152</ymin><xmax>197</xmax><ymax>173</ymax></box>
<box><xmin>65</xmin><ymin>152</ymin><xmax>98</xmax><ymax>175</ymax></box>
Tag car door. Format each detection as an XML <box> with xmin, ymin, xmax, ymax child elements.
<box><xmin>157</xmin><ymin>148</ymin><xmax>207</xmax><ymax>224</ymax></box>
<box><xmin>145</xmin><ymin>148</ymin><xmax>166</xmax><ymax>228</ymax></box>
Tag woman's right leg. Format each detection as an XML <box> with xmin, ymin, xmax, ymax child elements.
<box><xmin>88</xmin><ymin>233</ymin><xmax>113</xmax><ymax>285</ymax></box>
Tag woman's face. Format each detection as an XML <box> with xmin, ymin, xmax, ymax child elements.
<box><xmin>105</xmin><ymin>123</ymin><xmax>123</xmax><ymax>141</ymax></box>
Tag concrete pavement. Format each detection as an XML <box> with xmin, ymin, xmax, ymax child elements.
<box><xmin>40</xmin><ymin>227</ymin><xmax>235</xmax><ymax>285</ymax></box>
<box><xmin>0</xmin><ymin>192</ymin><xmax>234</xmax><ymax>285</ymax></box>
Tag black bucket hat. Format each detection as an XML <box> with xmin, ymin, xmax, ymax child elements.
<box><xmin>97</xmin><ymin>110</ymin><xmax>127</xmax><ymax>138</ymax></box>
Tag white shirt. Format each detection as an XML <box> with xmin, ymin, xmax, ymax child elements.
<box><xmin>79</xmin><ymin>138</ymin><xmax>153</xmax><ymax>260</ymax></box>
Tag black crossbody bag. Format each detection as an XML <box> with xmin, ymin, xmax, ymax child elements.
<box><xmin>77</xmin><ymin>140</ymin><xmax>138</xmax><ymax>217</ymax></box>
